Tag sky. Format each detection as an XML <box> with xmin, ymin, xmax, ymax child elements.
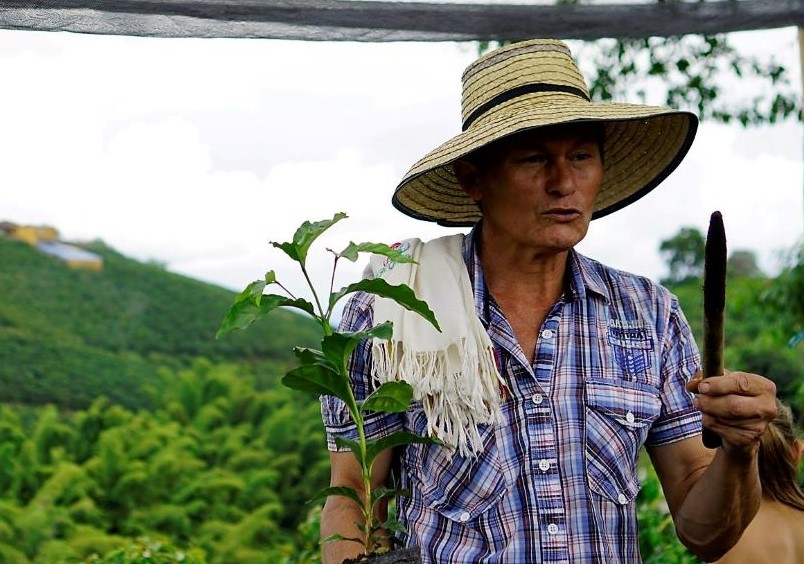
<box><xmin>1</xmin><ymin>24</ymin><xmax>802</xmax><ymax>308</ymax></box>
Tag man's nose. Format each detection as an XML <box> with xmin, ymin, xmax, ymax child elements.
<box><xmin>546</xmin><ymin>159</ymin><xmax>576</xmax><ymax>196</ymax></box>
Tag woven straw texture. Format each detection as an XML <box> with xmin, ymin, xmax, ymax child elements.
<box><xmin>393</xmin><ymin>39</ymin><xmax>698</xmax><ymax>226</ymax></box>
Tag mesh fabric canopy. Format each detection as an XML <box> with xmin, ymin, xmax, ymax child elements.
<box><xmin>0</xmin><ymin>1</ymin><xmax>801</xmax><ymax>41</ymax></box>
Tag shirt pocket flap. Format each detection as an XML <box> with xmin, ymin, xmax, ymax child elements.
<box><xmin>585</xmin><ymin>380</ymin><xmax>662</xmax><ymax>429</ymax></box>
<box><xmin>584</xmin><ymin>380</ymin><xmax>662</xmax><ymax>504</ymax></box>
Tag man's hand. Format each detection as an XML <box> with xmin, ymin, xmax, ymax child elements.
<box><xmin>687</xmin><ymin>370</ymin><xmax>777</xmax><ymax>455</ymax></box>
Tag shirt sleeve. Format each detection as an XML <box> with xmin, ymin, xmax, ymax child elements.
<box><xmin>319</xmin><ymin>291</ymin><xmax>404</xmax><ymax>452</ymax></box>
<box><xmin>646</xmin><ymin>295</ymin><xmax>703</xmax><ymax>447</ymax></box>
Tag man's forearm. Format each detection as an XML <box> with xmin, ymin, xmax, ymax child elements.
<box><xmin>321</xmin><ymin>496</ymin><xmax>367</xmax><ymax>564</ymax></box>
<box><xmin>674</xmin><ymin>447</ymin><xmax>761</xmax><ymax>562</ymax></box>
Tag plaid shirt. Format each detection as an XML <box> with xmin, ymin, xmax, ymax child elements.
<box><xmin>321</xmin><ymin>227</ymin><xmax>702</xmax><ymax>563</ymax></box>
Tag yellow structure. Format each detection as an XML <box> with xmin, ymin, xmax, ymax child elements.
<box><xmin>1</xmin><ymin>221</ymin><xmax>103</xmax><ymax>271</ymax></box>
<box><xmin>5</xmin><ymin>224</ymin><xmax>59</xmax><ymax>245</ymax></box>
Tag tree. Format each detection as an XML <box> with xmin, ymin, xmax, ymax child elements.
<box><xmin>762</xmin><ymin>240</ymin><xmax>804</xmax><ymax>346</ymax></box>
<box><xmin>480</xmin><ymin>1</ymin><xmax>801</xmax><ymax>127</ymax></box>
<box><xmin>659</xmin><ymin>227</ymin><xmax>706</xmax><ymax>284</ymax></box>
<box><xmin>576</xmin><ymin>33</ymin><xmax>799</xmax><ymax>126</ymax></box>
<box><xmin>728</xmin><ymin>250</ymin><xmax>763</xmax><ymax>278</ymax></box>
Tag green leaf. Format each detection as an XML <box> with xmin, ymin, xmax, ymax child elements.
<box><xmin>339</xmin><ymin>242</ymin><xmax>417</xmax><ymax>264</ymax></box>
<box><xmin>321</xmin><ymin>332</ymin><xmax>361</xmax><ymax>371</ymax></box>
<box><xmin>294</xmin><ymin>346</ymin><xmax>333</xmax><ymax>368</ymax></box>
<box><xmin>364</xmin><ymin>431</ymin><xmax>440</xmax><ymax>469</ymax></box>
<box><xmin>371</xmin><ymin>486</ymin><xmax>410</xmax><ymax>506</ymax></box>
<box><xmin>282</xmin><ymin>363</ymin><xmax>350</xmax><ymax>400</ymax></box>
<box><xmin>379</xmin><ymin>516</ymin><xmax>408</xmax><ymax>535</ymax></box>
<box><xmin>356</xmin><ymin>322</ymin><xmax>394</xmax><ymax>342</ymax></box>
<box><xmin>240</xmin><ymin>279</ymin><xmax>266</xmax><ymax>303</ymax></box>
<box><xmin>309</xmin><ymin>486</ymin><xmax>363</xmax><ymax>508</ymax></box>
<box><xmin>333</xmin><ymin>436</ymin><xmax>364</xmax><ymax>468</ymax></box>
<box><xmin>320</xmin><ymin>323</ymin><xmax>393</xmax><ymax>369</ymax></box>
<box><xmin>330</xmin><ymin>278</ymin><xmax>441</xmax><ymax>332</ymax></box>
<box><xmin>321</xmin><ymin>533</ymin><xmax>363</xmax><ymax>546</ymax></box>
<box><xmin>216</xmin><ymin>294</ymin><xmax>315</xmax><ymax>338</ymax></box>
<box><xmin>271</xmin><ymin>212</ymin><xmax>348</xmax><ymax>266</ymax></box>
<box><xmin>362</xmin><ymin>382</ymin><xmax>413</xmax><ymax>414</ymax></box>
<box><xmin>271</xmin><ymin>241</ymin><xmax>300</xmax><ymax>263</ymax></box>
<box><xmin>263</xmin><ymin>270</ymin><xmax>277</xmax><ymax>285</ymax></box>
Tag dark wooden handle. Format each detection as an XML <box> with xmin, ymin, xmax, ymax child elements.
<box><xmin>702</xmin><ymin>211</ymin><xmax>727</xmax><ymax>449</ymax></box>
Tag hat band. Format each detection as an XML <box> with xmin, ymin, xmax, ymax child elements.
<box><xmin>462</xmin><ymin>83</ymin><xmax>591</xmax><ymax>131</ymax></box>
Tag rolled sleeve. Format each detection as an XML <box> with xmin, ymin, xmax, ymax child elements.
<box><xmin>646</xmin><ymin>298</ymin><xmax>703</xmax><ymax>447</ymax></box>
<box><xmin>319</xmin><ymin>291</ymin><xmax>404</xmax><ymax>451</ymax></box>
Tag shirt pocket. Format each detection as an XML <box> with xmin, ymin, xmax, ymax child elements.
<box><xmin>584</xmin><ymin>379</ymin><xmax>662</xmax><ymax>504</ymax></box>
<box><xmin>404</xmin><ymin>407</ymin><xmax>507</xmax><ymax>524</ymax></box>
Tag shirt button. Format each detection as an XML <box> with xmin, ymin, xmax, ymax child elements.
<box><xmin>625</xmin><ymin>411</ymin><xmax>635</xmax><ymax>424</ymax></box>
<box><xmin>532</xmin><ymin>393</ymin><xmax>544</xmax><ymax>405</ymax></box>
<box><xmin>618</xmin><ymin>493</ymin><xmax>629</xmax><ymax>505</ymax></box>
<box><xmin>458</xmin><ymin>511</ymin><xmax>471</xmax><ymax>522</ymax></box>
<box><xmin>541</xmin><ymin>329</ymin><xmax>555</xmax><ymax>339</ymax></box>
<box><xmin>538</xmin><ymin>459</ymin><xmax>550</xmax><ymax>472</ymax></box>
<box><xmin>547</xmin><ymin>523</ymin><xmax>559</xmax><ymax>535</ymax></box>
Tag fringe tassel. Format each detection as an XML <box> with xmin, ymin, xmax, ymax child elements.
<box><xmin>371</xmin><ymin>338</ymin><xmax>505</xmax><ymax>457</ymax></box>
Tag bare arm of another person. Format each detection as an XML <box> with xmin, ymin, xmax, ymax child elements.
<box><xmin>648</xmin><ymin>369</ymin><xmax>777</xmax><ymax>563</ymax></box>
<box><xmin>321</xmin><ymin>449</ymin><xmax>394</xmax><ymax>564</ymax></box>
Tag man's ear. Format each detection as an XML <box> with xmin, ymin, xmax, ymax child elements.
<box><xmin>794</xmin><ymin>439</ymin><xmax>804</xmax><ymax>464</ymax></box>
<box><xmin>453</xmin><ymin>159</ymin><xmax>482</xmax><ymax>201</ymax></box>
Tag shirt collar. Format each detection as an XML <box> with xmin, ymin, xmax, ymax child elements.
<box><xmin>566</xmin><ymin>249</ymin><xmax>611</xmax><ymax>304</ymax></box>
<box><xmin>462</xmin><ymin>223</ymin><xmax>611</xmax><ymax>315</ymax></box>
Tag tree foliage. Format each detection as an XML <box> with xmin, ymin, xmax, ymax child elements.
<box><xmin>660</xmin><ymin>230</ymin><xmax>804</xmax><ymax>425</ymax></box>
<box><xmin>0</xmin><ymin>235</ymin><xmax>320</xmax><ymax>410</ymax></box>
<box><xmin>727</xmin><ymin>250</ymin><xmax>762</xmax><ymax>279</ymax></box>
<box><xmin>0</xmin><ymin>232</ymin><xmax>801</xmax><ymax>561</ymax></box>
<box><xmin>480</xmin><ymin>1</ymin><xmax>802</xmax><ymax>127</ymax></box>
<box><xmin>578</xmin><ymin>33</ymin><xmax>800</xmax><ymax>126</ymax></box>
<box><xmin>0</xmin><ymin>361</ymin><xmax>329</xmax><ymax>563</ymax></box>
<box><xmin>659</xmin><ymin>226</ymin><xmax>706</xmax><ymax>284</ymax></box>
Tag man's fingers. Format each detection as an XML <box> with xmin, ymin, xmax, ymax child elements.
<box><xmin>700</xmin><ymin>414</ymin><xmax>767</xmax><ymax>451</ymax></box>
<box><xmin>695</xmin><ymin>393</ymin><xmax>774</xmax><ymax>422</ymax></box>
<box><xmin>691</xmin><ymin>370</ymin><xmax>778</xmax><ymax>454</ymax></box>
<box><xmin>695</xmin><ymin>371</ymin><xmax>776</xmax><ymax>398</ymax></box>
<box><xmin>685</xmin><ymin>370</ymin><xmax>703</xmax><ymax>393</ymax></box>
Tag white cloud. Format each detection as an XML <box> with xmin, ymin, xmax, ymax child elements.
<box><xmin>0</xmin><ymin>26</ymin><xmax>800</xmax><ymax>306</ymax></box>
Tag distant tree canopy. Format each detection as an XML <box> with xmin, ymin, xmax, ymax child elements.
<box><xmin>728</xmin><ymin>249</ymin><xmax>762</xmax><ymax>278</ymax></box>
<box><xmin>481</xmin><ymin>1</ymin><xmax>801</xmax><ymax>127</ymax></box>
<box><xmin>659</xmin><ymin>226</ymin><xmax>706</xmax><ymax>284</ymax></box>
<box><xmin>762</xmin><ymin>240</ymin><xmax>804</xmax><ymax>347</ymax></box>
<box><xmin>658</xmin><ymin>229</ymin><xmax>804</xmax><ymax>421</ymax></box>
<box><xmin>577</xmin><ymin>33</ymin><xmax>800</xmax><ymax>126</ymax></box>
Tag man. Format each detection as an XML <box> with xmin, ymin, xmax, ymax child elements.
<box><xmin>320</xmin><ymin>39</ymin><xmax>777</xmax><ymax>563</ymax></box>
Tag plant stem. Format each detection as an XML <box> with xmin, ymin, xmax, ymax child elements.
<box><xmin>275</xmin><ymin>281</ymin><xmax>298</xmax><ymax>300</ymax></box>
<box><xmin>340</xmin><ymin>353</ymin><xmax>373</xmax><ymax>554</ymax></box>
<box><xmin>352</xmin><ymin>404</ymin><xmax>373</xmax><ymax>555</ymax></box>
<box><xmin>325</xmin><ymin>254</ymin><xmax>340</xmax><ymax>320</ymax></box>
<box><xmin>300</xmin><ymin>263</ymin><xmax>326</xmax><ymax>322</ymax></box>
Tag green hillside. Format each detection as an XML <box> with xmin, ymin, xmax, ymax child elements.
<box><xmin>0</xmin><ymin>235</ymin><xmax>320</xmax><ymax>410</ymax></box>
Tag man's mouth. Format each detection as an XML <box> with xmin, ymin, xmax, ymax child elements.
<box><xmin>543</xmin><ymin>208</ymin><xmax>581</xmax><ymax>221</ymax></box>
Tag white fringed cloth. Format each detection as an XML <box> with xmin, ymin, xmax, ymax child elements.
<box><xmin>367</xmin><ymin>234</ymin><xmax>506</xmax><ymax>457</ymax></box>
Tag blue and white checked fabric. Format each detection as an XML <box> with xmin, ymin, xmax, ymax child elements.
<box><xmin>321</xmin><ymin>226</ymin><xmax>702</xmax><ymax>563</ymax></box>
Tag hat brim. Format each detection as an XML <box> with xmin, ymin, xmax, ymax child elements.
<box><xmin>393</xmin><ymin>99</ymin><xmax>698</xmax><ymax>226</ymax></box>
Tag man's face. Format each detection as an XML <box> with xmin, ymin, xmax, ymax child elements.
<box><xmin>456</xmin><ymin>123</ymin><xmax>604</xmax><ymax>255</ymax></box>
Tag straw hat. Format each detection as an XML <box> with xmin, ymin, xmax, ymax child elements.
<box><xmin>392</xmin><ymin>39</ymin><xmax>698</xmax><ymax>226</ymax></box>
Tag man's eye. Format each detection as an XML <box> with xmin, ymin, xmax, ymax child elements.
<box><xmin>521</xmin><ymin>154</ymin><xmax>547</xmax><ymax>163</ymax></box>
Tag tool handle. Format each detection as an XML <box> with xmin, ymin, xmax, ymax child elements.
<box><xmin>702</xmin><ymin>427</ymin><xmax>721</xmax><ymax>449</ymax></box>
